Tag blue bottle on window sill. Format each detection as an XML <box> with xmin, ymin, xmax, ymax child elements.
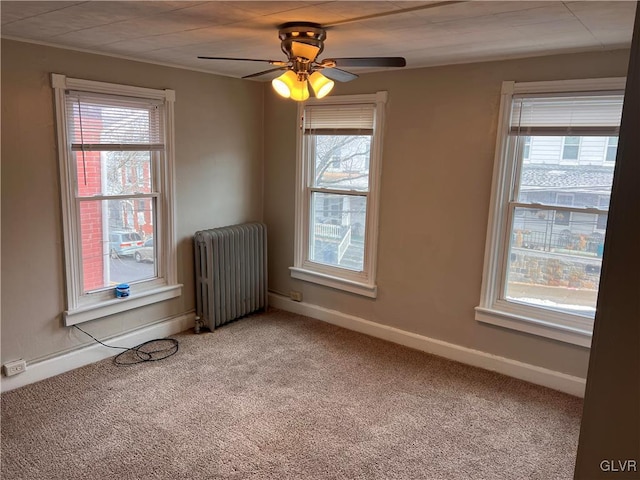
<box><xmin>115</xmin><ymin>284</ymin><xmax>130</xmax><ymax>298</ymax></box>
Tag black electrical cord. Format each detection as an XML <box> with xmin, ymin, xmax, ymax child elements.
<box><xmin>73</xmin><ymin>325</ymin><xmax>179</xmax><ymax>366</ymax></box>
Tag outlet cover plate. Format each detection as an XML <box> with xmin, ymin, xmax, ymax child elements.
<box><xmin>3</xmin><ymin>359</ymin><xmax>27</xmax><ymax>376</ymax></box>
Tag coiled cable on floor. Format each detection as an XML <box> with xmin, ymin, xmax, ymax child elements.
<box><xmin>73</xmin><ymin>325</ymin><xmax>179</xmax><ymax>365</ymax></box>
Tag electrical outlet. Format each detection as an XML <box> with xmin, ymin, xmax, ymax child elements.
<box><xmin>290</xmin><ymin>290</ymin><xmax>303</xmax><ymax>302</ymax></box>
<box><xmin>3</xmin><ymin>359</ymin><xmax>27</xmax><ymax>377</ymax></box>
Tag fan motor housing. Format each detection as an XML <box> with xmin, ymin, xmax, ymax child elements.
<box><xmin>278</xmin><ymin>22</ymin><xmax>326</xmax><ymax>59</ymax></box>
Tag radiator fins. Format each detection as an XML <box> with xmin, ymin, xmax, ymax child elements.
<box><xmin>194</xmin><ymin>222</ymin><xmax>267</xmax><ymax>330</ymax></box>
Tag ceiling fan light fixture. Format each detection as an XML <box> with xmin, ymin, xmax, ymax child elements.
<box><xmin>200</xmin><ymin>22</ymin><xmax>406</xmax><ymax>101</ymax></box>
<box><xmin>291</xmin><ymin>41</ymin><xmax>321</xmax><ymax>62</ymax></box>
<box><xmin>289</xmin><ymin>77</ymin><xmax>310</xmax><ymax>101</ymax></box>
<box><xmin>272</xmin><ymin>70</ymin><xmax>298</xmax><ymax>98</ymax></box>
<box><xmin>309</xmin><ymin>71</ymin><xmax>334</xmax><ymax>99</ymax></box>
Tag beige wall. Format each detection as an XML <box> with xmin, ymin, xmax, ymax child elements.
<box><xmin>1</xmin><ymin>40</ymin><xmax>264</xmax><ymax>363</ymax></box>
<box><xmin>1</xmin><ymin>38</ymin><xmax>630</xmax><ymax>380</ymax></box>
<box><xmin>263</xmin><ymin>49</ymin><xmax>631</xmax><ymax>378</ymax></box>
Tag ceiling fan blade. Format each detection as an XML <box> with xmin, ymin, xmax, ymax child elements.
<box><xmin>198</xmin><ymin>56</ymin><xmax>287</xmax><ymax>66</ymax></box>
<box><xmin>328</xmin><ymin>57</ymin><xmax>407</xmax><ymax>68</ymax></box>
<box><xmin>242</xmin><ymin>67</ymin><xmax>288</xmax><ymax>79</ymax></box>
<box><xmin>320</xmin><ymin>67</ymin><xmax>358</xmax><ymax>83</ymax></box>
<box><xmin>291</xmin><ymin>41</ymin><xmax>320</xmax><ymax>62</ymax></box>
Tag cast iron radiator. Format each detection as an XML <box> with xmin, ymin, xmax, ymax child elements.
<box><xmin>194</xmin><ymin>222</ymin><xmax>267</xmax><ymax>331</ymax></box>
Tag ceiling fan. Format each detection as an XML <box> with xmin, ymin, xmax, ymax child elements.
<box><xmin>198</xmin><ymin>22</ymin><xmax>407</xmax><ymax>101</ymax></box>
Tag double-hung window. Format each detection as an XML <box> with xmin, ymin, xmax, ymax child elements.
<box><xmin>291</xmin><ymin>92</ymin><xmax>387</xmax><ymax>298</ymax></box>
<box><xmin>476</xmin><ymin>78</ymin><xmax>625</xmax><ymax>346</ymax></box>
<box><xmin>52</xmin><ymin>74</ymin><xmax>181</xmax><ymax>325</ymax></box>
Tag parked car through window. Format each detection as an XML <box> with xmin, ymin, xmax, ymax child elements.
<box><xmin>134</xmin><ymin>237</ymin><xmax>154</xmax><ymax>263</ymax></box>
<box><xmin>109</xmin><ymin>231</ymin><xmax>143</xmax><ymax>259</ymax></box>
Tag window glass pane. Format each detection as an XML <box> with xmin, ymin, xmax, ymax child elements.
<box><xmin>562</xmin><ymin>145</ymin><xmax>579</xmax><ymax>160</ymax></box>
<box><xmin>75</xmin><ymin>151</ymin><xmax>153</xmax><ymax>197</ymax></box>
<box><xmin>596</xmin><ymin>197</ymin><xmax>609</xmax><ymax>230</ymax></box>
<box><xmin>506</xmin><ymin>207</ymin><xmax>604</xmax><ymax>316</ymax></box>
<box><xmin>309</xmin><ymin>193</ymin><xmax>366</xmax><ymax>271</ymax></box>
<box><xmin>606</xmin><ymin>136</ymin><xmax>618</xmax><ymax>161</ymax></box>
<box><xmin>517</xmin><ymin>135</ymin><xmax>615</xmax><ymax>208</ymax></box>
<box><xmin>561</xmin><ymin>136</ymin><xmax>580</xmax><ymax>160</ymax></box>
<box><xmin>597</xmin><ymin>213</ymin><xmax>608</xmax><ymax>230</ymax></box>
<box><xmin>522</xmin><ymin>136</ymin><xmax>531</xmax><ymax>160</ymax></box>
<box><xmin>554</xmin><ymin>210</ymin><xmax>571</xmax><ymax>226</ymax></box>
<box><xmin>312</xmin><ymin>135</ymin><xmax>371</xmax><ymax>191</ymax></box>
<box><xmin>79</xmin><ymin>199</ymin><xmax>155</xmax><ymax>293</ymax></box>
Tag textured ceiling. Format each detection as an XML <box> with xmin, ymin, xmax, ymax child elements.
<box><xmin>1</xmin><ymin>1</ymin><xmax>636</xmax><ymax>80</ymax></box>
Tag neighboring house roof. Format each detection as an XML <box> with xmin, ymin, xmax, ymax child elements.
<box><xmin>521</xmin><ymin>164</ymin><xmax>614</xmax><ymax>193</ymax></box>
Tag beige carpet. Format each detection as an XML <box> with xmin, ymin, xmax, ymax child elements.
<box><xmin>1</xmin><ymin>309</ymin><xmax>582</xmax><ymax>479</ymax></box>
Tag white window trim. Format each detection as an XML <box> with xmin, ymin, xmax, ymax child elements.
<box><xmin>476</xmin><ymin>77</ymin><xmax>626</xmax><ymax>347</ymax></box>
<box><xmin>290</xmin><ymin>91</ymin><xmax>387</xmax><ymax>298</ymax></box>
<box><xmin>52</xmin><ymin>74</ymin><xmax>181</xmax><ymax>325</ymax></box>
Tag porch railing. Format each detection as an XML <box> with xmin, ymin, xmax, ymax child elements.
<box><xmin>314</xmin><ymin>223</ymin><xmax>352</xmax><ymax>263</ymax></box>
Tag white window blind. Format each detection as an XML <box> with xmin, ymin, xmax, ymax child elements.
<box><xmin>66</xmin><ymin>91</ymin><xmax>164</xmax><ymax>150</ymax></box>
<box><xmin>304</xmin><ymin>103</ymin><xmax>375</xmax><ymax>134</ymax></box>
<box><xmin>510</xmin><ymin>94</ymin><xmax>624</xmax><ymax>136</ymax></box>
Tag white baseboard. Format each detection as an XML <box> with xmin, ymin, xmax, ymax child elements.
<box><xmin>269</xmin><ymin>293</ymin><xmax>586</xmax><ymax>397</ymax></box>
<box><xmin>1</xmin><ymin>312</ymin><xmax>195</xmax><ymax>393</ymax></box>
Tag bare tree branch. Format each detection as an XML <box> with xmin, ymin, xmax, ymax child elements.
<box><xmin>313</xmin><ymin>135</ymin><xmax>371</xmax><ymax>187</ymax></box>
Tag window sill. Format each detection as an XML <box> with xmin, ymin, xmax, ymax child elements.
<box><xmin>475</xmin><ymin>305</ymin><xmax>592</xmax><ymax>347</ymax></box>
<box><xmin>64</xmin><ymin>284</ymin><xmax>183</xmax><ymax>326</ymax></box>
<box><xmin>290</xmin><ymin>267</ymin><xmax>377</xmax><ymax>298</ymax></box>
